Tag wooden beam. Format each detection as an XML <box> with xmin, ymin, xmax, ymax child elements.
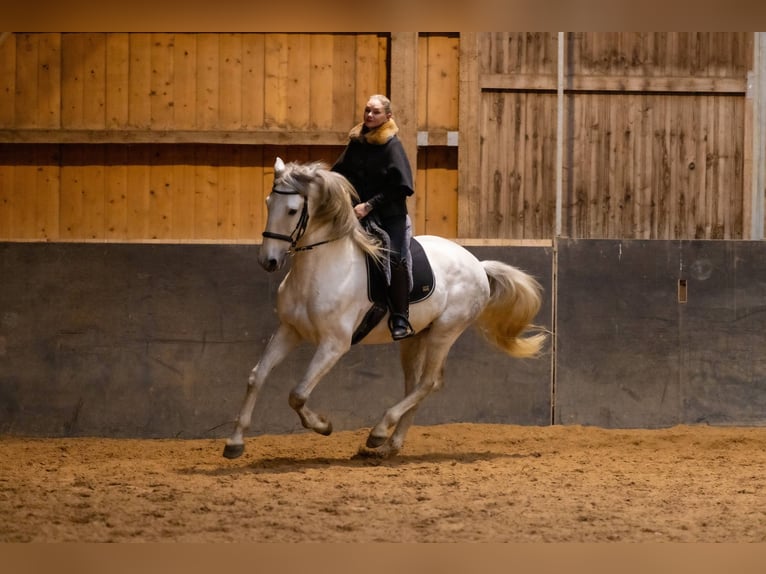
<box><xmin>389</xmin><ymin>32</ymin><xmax>419</xmax><ymax>233</ymax></box>
<box><xmin>749</xmin><ymin>33</ymin><xmax>766</xmax><ymax>239</ymax></box>
<box><xmin>480</xmin><ymin>73</ymin><xmax>747</xmax><ymax>94</ymax></box>
<box><xmin>0</xmin><ymin>129</ymin><xmax>350</xmax><ymax>146</ymax></box>
<box><xmin>458</xmin><ymin>32</ymin><xmax>480</xmax><ymax>238</ymax></box>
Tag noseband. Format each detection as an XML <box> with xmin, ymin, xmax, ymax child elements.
<box><xmin>262</xmin><ymin>185</ymin><xmax>337</xmax><ymax>253</ymax></box>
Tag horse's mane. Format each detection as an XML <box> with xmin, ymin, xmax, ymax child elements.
<box><xmin>277</xmin><ymin>161</ymin><xmax>384</xmax><ymax>261</ymax></box>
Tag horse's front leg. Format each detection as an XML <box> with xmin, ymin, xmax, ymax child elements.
<box><xmin>288</xmin><ymin>337</ymin><xmax>351</xmax><ymax>435</ymax></box>
<box><xmin>223</xmin><ymin>324</ymin><xmax>301</xmax><ymax>459</ymax></box>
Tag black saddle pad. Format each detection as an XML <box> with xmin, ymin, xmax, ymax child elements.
<box><xmin>366</xmin><ymin>237</ymin><xmax>434</xmax><ymax>305</ymax></box>
<box><xmin>351</xmin><ymin>238</ymin><xmax>434</xmax><ymax>345</ymax></box>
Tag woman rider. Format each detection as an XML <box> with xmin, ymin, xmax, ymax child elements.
<box><xmin>332</xmin><ymin>94</ymin><xmax>415</xmax><ymax>340</ymax></box>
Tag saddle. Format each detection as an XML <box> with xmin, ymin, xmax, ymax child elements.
<box><xmin>351</xmin><ymin>235</ymin><xmax>435</xmax><ymax>345</ymax></box>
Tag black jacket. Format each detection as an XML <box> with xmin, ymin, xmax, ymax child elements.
<box><xmin>332</xmin><ymin>119</ymin><xmax>414</xmax><ymax>220</ymax></box>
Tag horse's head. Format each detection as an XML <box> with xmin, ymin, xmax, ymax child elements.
<box><xmin>259</xmin><ymin>158</ymin><xmax>312</xmax><ymax>271</ymax></box>
<box><xmin>259</xmin><ymin>157</ymin><xmax>381</xmax><ymax>272</ymax></box>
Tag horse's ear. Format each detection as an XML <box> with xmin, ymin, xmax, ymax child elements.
<box><xmin>274</xmin><ymin>157</ymin><xmax>285</xmax><ymax>176</ymax></box>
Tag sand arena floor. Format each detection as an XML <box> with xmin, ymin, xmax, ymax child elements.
<box><xmin>2</xmin><ymin>423</ymin><xmax>766</xmax><ymax>542</ymax></box>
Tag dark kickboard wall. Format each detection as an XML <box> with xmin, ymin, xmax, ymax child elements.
<box><xmin>0</xmin><ymin>243</ymin><xmax>553</xmax><ymax>438</ymax></box>
<box><xmin>555</xmin><ymin>239</ymin><xmax>766</xmax><ymax>428</ymax></box>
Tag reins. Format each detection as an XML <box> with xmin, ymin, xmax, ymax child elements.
<box><xmin>262</xmin><ymin>185</ymin><xmax>341</xmax><ymax>254</ymax></box>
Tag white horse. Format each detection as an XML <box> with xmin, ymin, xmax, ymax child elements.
<box><xmin>224</xmin><ymin>158</ymin><xmax>546</xmax><ymax>459</ymax></box>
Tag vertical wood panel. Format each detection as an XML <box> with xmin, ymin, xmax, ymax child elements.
<box><xmin>128</xmin><ymin>34</ymin><xmax>152</xmax><ymax>128</ymax></box>
<box><xmin>37</xmin><ymin>34</ymin><xmax>61</xmax><ymax>129</ymax></box>
<box><xmin>354</xmin><ymin>35</ymin><xmax>382</xmax><ymax>111</ymax></box>
<box><xmin>194</xmin><ymin>144</ymin><xmax>219</xmax><ymax>238</ymax></box>
<box><xmin>332</xmin><ymin>34</ymin><xmax>356</xmax><ymax>131</ymax></box>
<box><xmin>170</xmin><ymin>146</ymin><xmax>195</xmax><ymax>239</ymax></box>
<box><xmin>309</xmin><ymin>34</ymin><xmax>334</xmax><ymax>130</ymax></box>
<box><xmin>14</xmin><ymin>34</ymin><xmax>38</xmax><ymax>128</ymax></box>
<box><xmin>458</xmin><ymin>32</ymin><xmax>481</xmax><ymax>237</ymax></box>
<box><xmin>241</xmin><ymin>34</ymin><xmax>264</xmax><ymax>129</ymax></box>
<box><xmin>104</xmin><ymin>145</ymin><xmax>128</xmax><ymax>240</ymax></box>
<box><xmin>219</xmin><ymin>34</ymin><xmax>242</xmax><ymax>130</ymax></box>
<box><xmin>150</xmin><ymin>33</ymin><xmax>175</xmax><ymax>130</ymax></box>
<box><xmin>0</xmin><ymin>146</ymin><xmax>13</xmax><ymax>235</ymax></box>
<box><xmin>148</xmin><ymin>145</ymin><xmax>173</xmax><ymax>239</ymax></box>
<box><xmin>173</xmin><ymin>34</ymin><xmax>197</xmax><ymax>130</ymax></box>
<box><xmin>59</xmin><ymin>146</ymin><xmax>83</xmax><ymax>238</ymax></box>
<box><xmin>0</xmin><ymin>34</ymin><xmax>16</xmax><ymax>127</ymax></box>
<box><xmin>285</xmin><ymin>34</ymin><xmax>310</xmax><ymax>130</ymax></box>
<box><xmin>196</xmin><ymin>34</ymin><xmax>220</xmax><ymax>130</ymax></box>
<box><xmin>126</xmin><ymin>145</ymin><xmax>150</xmax><ymax>239</ymax></box>
<box><xmin>418</xmin><ymin>148</ymin><xmax>458</xmax><ymax>237</ymax></box>
<box><xmin>263</xmin><ymin>34</ymin><xmax>288</xmax><ymax>129</ymax></box>
<box><xmin>105</xmin><ymin>33</ymin><xmax>129</xmax><ymax>128</ymax></box>
<box><xmin>239</xmin><ymin>145</ymin><xmax>264</xmax><ymax>239</ymax></box>
<box><xmin>60</xmin><ymin>34</ymin><xmax>80</xmax><ymax>128</ymax></box>
<box><xmin>81</xmin><ymin>34</ymin><xmax>106</xmax><ymax>129</ymax></box>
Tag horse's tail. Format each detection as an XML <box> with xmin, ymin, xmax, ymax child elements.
<box><xmin>475</xmin><ymin>260</ymin><xmax>548</xmax><ymax>358</ymax></box>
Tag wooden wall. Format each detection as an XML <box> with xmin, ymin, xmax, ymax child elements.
<box><xmin>459</xmin><ymin>32</ymin><xmax>756</xmax><ymax>240</ymax></box>
<box><xmin>0</xmin><ymin>33</ymin><xmax>761</xmax><ymax>242</ymax></box>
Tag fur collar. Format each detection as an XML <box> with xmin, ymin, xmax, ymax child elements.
<box><xmin>348</xmin><ymin>119</ymin><xmax>399</xmax><ymax>145</ymax></box>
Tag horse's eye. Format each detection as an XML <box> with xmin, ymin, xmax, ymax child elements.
<box><xmin>288</xmin><ymin>208</ymin><xmax>298</xmax><ymax>216</ymax></box>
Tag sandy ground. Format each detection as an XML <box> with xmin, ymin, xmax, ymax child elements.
<box><xmin>2</xmin><ymin>423</ymin><xmax>766</xmax><ymax>542</ymax></box>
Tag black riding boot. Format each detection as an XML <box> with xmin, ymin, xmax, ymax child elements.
<box><xmin>388</xmin><ymin>260</ymin><xmax>415</xmax><ymax>340</ymax></box>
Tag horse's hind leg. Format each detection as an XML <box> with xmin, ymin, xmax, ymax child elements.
<box><xmin>366</xmin><ymin>328</ymin><xmax>460</xmax><ymax>453</ymax></box>
<box><xmin>224</xmin><ymin>324</ymin><xmax>301</xmax><ymax>459</ymax></box>
<box><xmin>288</xmin><ymin>337</ymin><xmax>351</xmax><ymax>436</ymax></box>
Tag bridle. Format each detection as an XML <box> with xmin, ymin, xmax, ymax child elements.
<box><xmin>261</xmin><ymin>185</ymin><xmax>337</xmax><ymax>253</ymax></box>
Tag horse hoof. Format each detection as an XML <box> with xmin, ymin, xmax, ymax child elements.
<box><xmin>318</xmin><ymin>421</ymin><xmax>333</xmax><ymax>436</ymax></box>
<box><xmin>222</xmin><ymin>443</ymin><xmax>245</xmax><ymax>459</ymax></box>
<box><xmin>366</xmin><ymin>434</ymin><xmax>387</xmax><ymax>449</ymax></box>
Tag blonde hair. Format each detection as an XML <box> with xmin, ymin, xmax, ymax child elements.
<box><xmin>368</xmin><ymin>94</ymin><xmax>392</xmax><ymax>116</ymax></box>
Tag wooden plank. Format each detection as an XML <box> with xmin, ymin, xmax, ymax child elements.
<box><xmin>219</xmin><ymin>33</ymin><xmax>243</xmax><ymax>130</ymax></box>
<box><xmin>36</xmin><ymin>145</ymin><xmax>60</xmax><ymax>239</ymax></box>
<box><xmin>354</xmin><ymin>34</ymin><xmax>381</xmax><ymax>114</ymax></box>
<box><xmin>309</xmin><ymin>34</ymin><xmax>334</xmax><ymax>130</ymax></box>
<box><xmin>196</xmin><ymin>34</ymin><xmax>220</xmax><ymax>130</ymax></box>
<box><xmin>331</xmin><ymin>34</ymin><xmax>356</xmax><ymax>132</ymax></box>
<box><xmin>458</xmin><ymin>32</ymin><xmax>481</xmax><ymax>237</ymax></box>
<box><xmin>150</xmin><ymin>33</ymin><xmax>175</xmax><ymax>130</ymax></box>
<box><xmin>12</xmin><ymin>148</ymin><xmax>36</xmax><ymax>238</ymax></box>
<box><xmin>170</xmin><ymin>145</ymin><xmax>195</xmax><ymax>239</ymax></box>
<box><xmin>126</xmin><ymin>145</ymin><xmax>150</xmax><ymax>239</ymax></box>
<box><xmin>104</xmin><ymin>145</ymin><xmax>128</xmax><ymax>240</ymax></box>
<box><xmin>264</xmin><ymin>33</ymin><xmax>288</xmax><ymax>129</ymax></box>
<box><xmin>238</xmin><ymin>145</ymin><xmax>264</xmax><ymax>239</ymax></box>
<box><xmin>128</xmin><ymin>34</ymin><xmax>152</xmax><ymax>129</ymax></box>
<box><xmin>218</xmin><ymin>145</ymin><xmax>240</xmax><ymax>239</ymax></box>
<box><xmin>480</xmin><ymin>73</ymin><xmax>747</xmax><ymax>94</ymax></box>
<box><xmin>173</xmin><ymin>34</ymin><xmax>197</xmax><ymax>130</ymax></box>
<box><xmin>80</xmin><ymin>145</ymin><xmax>105</xmax><ymax>238</ymax></box>
<box><xmin>286</xmin><ymin>34</ymin><xmax>310</xmax><ymax>130</ymax></box>
<box><xmin>81</xmin><ymin>33</ymin><xmax>106</xmax><ymax>129</ymax></box>
<box><xmin>14</xmin><ymin>34</ymin><xmax>38</xmax><ymax>128</ymax></box>
<box><xmin>105</xmin><ymin>33</ymin><xmax>129</xmax><ymax>128</ymax></box>
<box><xmin>0</xmin><ymin>146</ymin><xmax>14</xmax><ymax>236</ymax></box>
<box><xmin>421</xmin><ymin>147</ymin><xmax>458</xmax><ymax>237</ymax></box>
<box><xmin>148</xmin><ymin>145</ymin><xmax>173</xmax><ymax>239</ymax></box>
<box><xmin>0</xmin><ymin>128</ymin><xmax>350</xmax><ymax>145</ymax></box>
<box><xmin>423</xmin><ymin>34</ymin><xmax>459</xmax><ymax>131</ymax></box>
<box><xmin>193</xmin><ymin>144</ymin><xmax>219</xmax><ymax>239</ymax></box>
<box><xmin>389</xmin><ymin>32</ymin><xmax>419</xmax><ymax>233</ymax></box>
<box><xmin>59</xmin><ymin>145</ymin><xmax>83</xmax><ymax>238</ymax></box>
<box><xmin>241</xmin><ymin>34</ymin><xmax>265</xmax><ymax>129</ymax></box>
<box><xmin>37</xmin><ymin>34</ymin><xmax>61</xmax><ymax>128</ymax></box>
<box><xmin>0</xmin><ymin>34</ymin><xmax>15</xmax><ymax>127</ymax></box>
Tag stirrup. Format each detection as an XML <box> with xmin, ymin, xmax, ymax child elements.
<box><xmin>388</xmin><ymin>313</ymin><xmax>415</xmax><ymax>341</ymax></box>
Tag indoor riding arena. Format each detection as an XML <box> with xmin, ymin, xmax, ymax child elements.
<box><xmin>3</xmin><ymin>32</ymin><xmax>766</xmax><ymax>543</ymax></box>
